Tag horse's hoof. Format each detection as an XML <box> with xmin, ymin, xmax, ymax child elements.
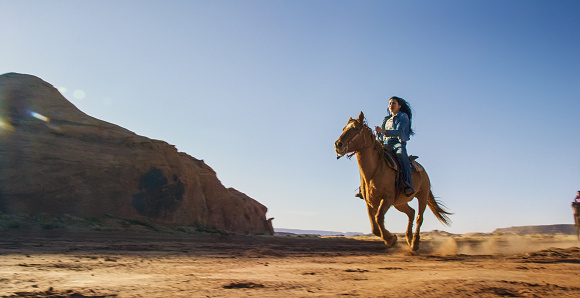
<box><xmin>412</xmin><ymin>241</ymin><xmax>420</xmax><ymax>251</ymax></box>
<box><xmin>386</xmin><ymin>234</ymin><xmax>398</xmax><ymax>247</ymax></box>
<box><xmin>406</xmin><ymin>234</ymin><xmax>413</xmax><ymax>246</ymax></box>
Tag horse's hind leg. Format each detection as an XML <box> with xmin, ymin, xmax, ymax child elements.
<box><xmin>412</xmin><ymin>191</ymin><xmax>429</xmax><ymax>251</ymax></box>
<box><xmin>394</xmin><ymin>203</ymin><xmax>415</xmax><ymax>247</ymax></box>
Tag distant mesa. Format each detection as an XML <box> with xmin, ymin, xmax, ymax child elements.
<box><xmin>275</xmin><ymin>224</ymin><xmax>579</xmax><ymax>238</ymax></box>
<box><xmin>274</xmin><ymin>228</ymin><xmax>364</xmax><ymax>237</ymax></box>
<box><xmin>0</xmin><ymin>72</ymin><xmax>273</xmax><ymax>235</ymax></box>
<box><xmin>493</xmin><ymin>224</ymin><xmax>576</xmax><ymax>236</ymax></box>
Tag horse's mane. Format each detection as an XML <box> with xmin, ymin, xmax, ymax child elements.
<box><xmin>360</xmin><ymin>118</ymin><xmax>387</xmax><ymax>163</ymax></box>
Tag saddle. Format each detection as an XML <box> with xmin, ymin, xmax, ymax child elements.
<box><xmin>382</xmin><ymin>145</ymin><xmax>424</xmax><ymax>194</ymax></box>
<box><xmin>382</xmin><ymin>145</ymin><xmax>424</xmax><ymax>173</ymax></box>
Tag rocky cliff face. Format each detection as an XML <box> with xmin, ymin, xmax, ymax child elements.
<box><xmin>0</xmin><ymin>73</ymin><xmax>273</xmax><ymax>235</ymax></box>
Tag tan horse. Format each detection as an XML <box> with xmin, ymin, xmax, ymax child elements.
<box><xmin>335</xmin><ymin>112</ymin><xmax>451</xmax><ymax>251</ymax></box>
<box><xmin>573</xmin><ymin>203</ymin><xmax>580</xmax><ymax>240</ymax></box>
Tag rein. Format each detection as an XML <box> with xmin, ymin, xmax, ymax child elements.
<box><xmin>357</xmin><ymin>125</ymin><xmax>375</xmax><ymax>152</ymax></box>
<box><xmin>337</xmin><ymin>123</ymin><xmax>376</xmax><ymax>159</ymax></box>
<box><xmin>338</xmin><ymin>121</ymin><xmax>386</xmax><ymax>183</ymax></box>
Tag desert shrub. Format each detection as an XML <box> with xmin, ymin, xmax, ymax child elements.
<box><xmin>175</xmin><ymin>226</ymin><xmax>196</xmax><ymax>233</ymax></box>
<box><xmin>31</xmin><ymin>213</ymin><xmax>69</xmax><ymax>229</ymax></box>
<box><xmin>0</xmin><ymin>213</ymin><xmax>23</xmax><ymax>230</ymax></box>
<box><xmin>194</xmin><ymin>223</ymin><xmax>228</xmax><ymax>235</ymax></box>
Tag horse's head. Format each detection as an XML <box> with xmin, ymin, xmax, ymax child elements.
<box><xmin>335</xmin><ymin>111</ymin><xmax>374</xmax><ymax>158</ymax></box>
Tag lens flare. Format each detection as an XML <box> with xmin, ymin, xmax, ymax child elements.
<box><xmin>57</xmin><ymin>87</ymin><xmax>67</xmax><ymax>94</ymax></box>
<box><xmin>27</xmin><ymin>110</ymin><xmax>50</xmax><ymax>122</ymax></box>
<box><xmin>0</xmin><ymin>117</ymin><xmax>15</xmax><ymax>132</ymax></box>
<box><xmin>73</xmin><ymin>89</ymin><xmax>86</xmax><ymax>99</ymax></box>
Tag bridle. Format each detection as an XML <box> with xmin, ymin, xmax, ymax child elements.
<box><xmin>337</xmin><ymin>120</ymin><xmax>375</xmax><ymax>160</ymax></box>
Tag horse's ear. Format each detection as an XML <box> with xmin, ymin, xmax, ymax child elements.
<box><xmin>358</xmin><ymin>111</ymin><xmax>364</xmax><ymax>122</ymax></box>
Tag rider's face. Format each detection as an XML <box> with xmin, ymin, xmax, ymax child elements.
<box><xmin>388</xmin><ymin>99</ymin><xmax>401</xmax><ymax>115</ymax></box>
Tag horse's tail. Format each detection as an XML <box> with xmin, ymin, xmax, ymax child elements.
<box><xmin>427</xmin><ymin>190</ymin><xmax>452</xmax><ymax>226</ymax></box>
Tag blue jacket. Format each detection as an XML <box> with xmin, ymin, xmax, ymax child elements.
<box><xmin>379</xmin><ymin>112</ymin><xmax>411</xmax><ymax>143</ymax></box>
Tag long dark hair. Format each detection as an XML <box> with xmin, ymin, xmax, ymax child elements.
<box><xmin>390</xmin><ymin>96</ymin><xmax>414</xmax><ymax>135</ymax></box>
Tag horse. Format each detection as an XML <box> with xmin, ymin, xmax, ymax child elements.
<box><xmin>335</xmin><ymin>111</ymin><xmax>451</xmax><ymax>251</ymax></box>
<box><xmin>573</xmin><ymin>203</ymin><xmax>580</xmax><ymax>240</ymax></box>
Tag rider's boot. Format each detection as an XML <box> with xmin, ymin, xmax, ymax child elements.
<box><xmin>403</xmin><ymin>182</ymin><xmax>415</xmax><ymax>196</ymax></box>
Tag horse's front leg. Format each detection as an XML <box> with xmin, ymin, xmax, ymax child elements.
<box><xmin>376</xmin><ymin>198</ymin><xmax>397</xmax><ymax>247</ymax></box>
<box><xmin>361</xmin><ymin>183</ymin><xmax>383</xmax><ymax>237</ymax></box>
<box><xmin>366</xmin><ymin>204</ymin><xmax>381</xmax><ymax>237</ymax></box>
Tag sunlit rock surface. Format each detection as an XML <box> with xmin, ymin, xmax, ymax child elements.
<box><xmin>0</xmin><ymin>73</ymin><xmax>273</xmax><ymax>235</ymax></box>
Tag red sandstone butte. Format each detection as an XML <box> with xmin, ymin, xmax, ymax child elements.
<box><xmin>0</xmin><ymin>73</ymin><xmax>273</xmax><ymax>235</ymax></box>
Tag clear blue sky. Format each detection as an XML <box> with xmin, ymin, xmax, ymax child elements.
<box><xmin>2</xmin><ymin>1</ymin><xmax>579</xmax><ymax>234</ymax></box>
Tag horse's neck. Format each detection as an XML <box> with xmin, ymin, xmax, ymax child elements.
<box><xmin>356</xmin><ymin>145</ymin><xmax>381</xmax><ymax>182</ymax></box>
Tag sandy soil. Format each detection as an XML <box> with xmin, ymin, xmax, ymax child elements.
<box><xmin>1</xmin><ymin>227</ymin><xmax>580</xmax><ymax>297</ymax></box>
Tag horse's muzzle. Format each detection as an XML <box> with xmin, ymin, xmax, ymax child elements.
<box><xmin>335</xmin><ymin>140</ymin><xmax>346</xmax><ymax>158</ymax></box>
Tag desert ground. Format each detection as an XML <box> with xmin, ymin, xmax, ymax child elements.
<box><xmin>1</xmin><ymin>216</ymin><xmax>580</xmax><ymax>297</ymax></box>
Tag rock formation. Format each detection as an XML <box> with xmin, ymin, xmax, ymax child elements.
<box><xmin>493</xmin><ymin>224</ymin><xmax>577</xmax><ymax>235</ymax></box>
<box><xmin>0</xmin><ymin>73</ymin><xmax>273</xmax><ymax>235</ymax></box>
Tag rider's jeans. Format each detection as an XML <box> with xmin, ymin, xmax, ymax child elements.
<box><xmin>386</xmin><ymin>139</ymin><xmax>413</xmax><ymax>188</ymax></box>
